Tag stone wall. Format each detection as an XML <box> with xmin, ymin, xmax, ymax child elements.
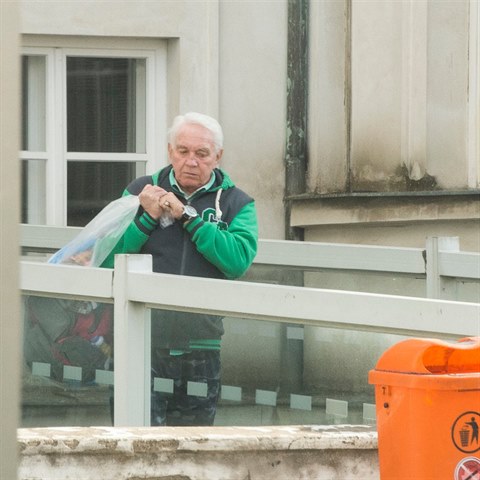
<box><xmin>18</xmin><ymin>425</ymin><xmax>379</xmax><ymax>480</ymax></box>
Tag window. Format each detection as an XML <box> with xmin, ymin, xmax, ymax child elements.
<box><xmin>21</xmin><ymin>43</ymin><xmax>166</xmax><ymax>226</ymax></box>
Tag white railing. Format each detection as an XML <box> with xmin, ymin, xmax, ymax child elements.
<box><xmin>20</xmin><ymin>226</ymin><xmax>480</xmax><ymax>426</ymax></box>
<box><xmin>21</xmin><ymin>263</ymin><xmax>480</xmax><ymax>426</ymax></box>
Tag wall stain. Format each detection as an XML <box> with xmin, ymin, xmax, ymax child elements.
<box><xmin>132</xmin><ymin>439</ymin><xmax>180</xmax><ymax>453</ymax></box>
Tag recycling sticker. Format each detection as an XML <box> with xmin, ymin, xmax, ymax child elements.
<box><xmin>452</xmin><ymin>412</ymin><xmax>480</xmax><ymax>454</ymax></box>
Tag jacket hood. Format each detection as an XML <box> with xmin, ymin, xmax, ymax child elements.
<box><xmin>214</xmin><ymin>168</ymin><xmax>235</xmax><ymax>191</ymax></box>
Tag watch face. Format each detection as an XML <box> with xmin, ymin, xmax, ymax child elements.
<box><xmin>183</xmin><ymin>205</ymin><xmax>198</xmax><ymax>218</ymax></box>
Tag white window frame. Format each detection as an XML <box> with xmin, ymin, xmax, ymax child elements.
<box><xmin>21</xmin><ymin>48</ymin><xmax>52</xmax><ymax>224</ymax></box>
<box><xmin>21</xmin><ymin>41</ymin><xmax>167</xmax><ymax>226</ymax></box>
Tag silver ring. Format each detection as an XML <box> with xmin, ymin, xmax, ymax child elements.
<box><xmin>164</xmin><ymin>201</ymin><xmax>170</xmax><ymax>207</ymax></box>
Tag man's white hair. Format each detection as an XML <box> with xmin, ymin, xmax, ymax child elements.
<box><xmin>167</xmin><ymin>112</ymin><xmax>224</xmax><ymax>152</ymax></box>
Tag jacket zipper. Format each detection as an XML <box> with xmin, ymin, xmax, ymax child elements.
<box><xmin>179</xmin><ymin>201</ymin><xmax>191</xmax><ymax>275</ymax></box>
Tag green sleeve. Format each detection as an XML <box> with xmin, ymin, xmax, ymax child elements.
<box><xmin>186</xmin><ymin>201</ymin><xmax>258</xmax><ymax>279</ymax></box>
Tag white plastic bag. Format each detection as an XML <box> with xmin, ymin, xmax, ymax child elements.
<box><xmin>48</xmin><ymin>195</ymin><xmax>140</xmax><ymax>267</ymax></box>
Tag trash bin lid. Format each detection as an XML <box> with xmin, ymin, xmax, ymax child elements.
<box><xmin>369</xmin><ymin>337</ymin><xmax>480</xmax><ymax>389</ymax></box>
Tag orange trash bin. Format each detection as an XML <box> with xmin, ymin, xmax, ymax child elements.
<box><xmin>369</xmin><ymin>336</ymin><xmax>480</xmax><ymax>480</ymax></box>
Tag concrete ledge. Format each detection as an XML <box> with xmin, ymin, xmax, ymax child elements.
<box><xmin>18</xmin><ymin>425</ymin><xmax>379</xmax><ymax>479</ymax></box>
<box><xmin>290</xmin><ymin>193</ymin><xmax>480</xmax><ymax>227</ymax></box>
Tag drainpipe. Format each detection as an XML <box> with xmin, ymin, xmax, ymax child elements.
<box><xmin>285</xmin><ymin>0</ymin><xmax>309</xmax><ymax>242</ymax></box>
<box><xmin>281</xmin><ymin>0</ymin><xmax>309</xmax><ymax>394</ymax></box>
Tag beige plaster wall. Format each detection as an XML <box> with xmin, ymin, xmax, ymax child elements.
<box><xmin>350</xmin><ymin>0</ymin><xmax>470</xmax><ymax>191</ymax></box>
<box><xmin>308</xmin><ymin>0</ymin><xmax>475</xmax><ymax>193</ymax></box>
<box><xmin>305</xmin><ymin>220</ymin><xmax>480</xmax><ymax>253</ymax></box>
<box><xmin>219</xmin><ymin>2</ymin><xmax>287</xmax><ymax>239</ymax></box>
<box><xmin>350</xmin><ymin>1</ymin><xmax>403</xmax><ymax>189</ymax></box>
<box><xmin>308</xmin><ymin>0</ymin><xmax>349</xmax><ymax>194</ymax></box>
<box><xmin>427</xmin><ymin>1</ymin><xmax>470</xmax><ymax>188</ymax></box>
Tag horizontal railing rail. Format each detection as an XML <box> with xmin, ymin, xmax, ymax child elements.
<box><xmin>438</xmin><ymin>251</ymin><xmax>480</xmax><ymax>278</ymax></box>
<box><xmin>20</xmin><ymin>224</ymin><xmax>480</xmax><ymax>281</ymax></box>
<box><xmin>22</xmin><ymin>225</ymin><xmax>426</xmax><ymax>274</ymax></box>
<box><xmin>21</xmin><ymin>224</ymin><xmax>82</xmax><ymax>250</ymax></box>
<box><xmin>255</xmin><ymin>239</ymin><xmax>426</xmax><ymax>274</ymax></box>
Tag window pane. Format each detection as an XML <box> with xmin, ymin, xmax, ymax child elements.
<box><xmin>22</xmin><ymin>159</ymin><xmax>47</xmax><ymax>224</ymax></box>
<box><xmin>67</xmin><ymin>57</ymin><xmax>146</xmax><ymax>153</ymax></box>
<box><xmin>22</xmin><ymin>55</ymin><xmax>46</xmax><ymax>152</ymax></box>
<box><xmin>149</xmin><ymin>307</ymin><xmax>379</xmax><ymax>427</ymax></box>
<box><xmin>67</xmin><ymin>161</ymin><xmax>142</xmax><ymax>226</ymax></box>
<box><xmin>22</xmin><ymin>295</ymin><xmax>114</xmax><ymax>427</ymax></box>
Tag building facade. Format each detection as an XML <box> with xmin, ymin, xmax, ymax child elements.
<box><xmin>19</xmin><ymin>0</ymin><xmax>479</xmax><ymax>249</ymax></box>
<box><xmin>17</xmin><ymin>0</ymin><xmax>480</xmax><ymax>430</ymax></box>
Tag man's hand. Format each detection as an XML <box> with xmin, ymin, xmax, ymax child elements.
<box><xmin>158</xmin><ymin>192</ymin><xmax>185</xmax><ymax>220</ymax></box>
<box><xmin>139</xmin><ymin>184</ymin><xmax>168</xmax><ymax>220</ymax></box>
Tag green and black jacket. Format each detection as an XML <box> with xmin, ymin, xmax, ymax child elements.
<box><xmin>103</xmin><ymin>165</ymin><xmax>258</xmax><ymax>349</ymax></box>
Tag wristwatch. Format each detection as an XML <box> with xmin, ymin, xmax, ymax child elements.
<box><xmin>180</xmin><ymin>205</ymin><xmax>198</xmax><ymax>225</ymax></box>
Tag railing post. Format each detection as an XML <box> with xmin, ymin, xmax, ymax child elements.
<box><xmin>425</xmin><ymin>236</ymin><xmax>460</xmax><ymax>299</ymax></box>
<box><xmin>113</xmin><ymin>254</ymin><xmax>152</xmax><ymax>426</ymax></box>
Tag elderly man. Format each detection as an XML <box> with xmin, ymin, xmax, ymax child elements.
<box><xmin>106</xmin><ymin>112</ymin><xmax>258</xmax><ymax>426</ymax></box>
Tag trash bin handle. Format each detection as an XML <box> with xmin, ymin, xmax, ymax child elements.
<box><xmin>373</xmin><ymin>337</ymin><xmax>480</xmax><ymax>374</ymax></box>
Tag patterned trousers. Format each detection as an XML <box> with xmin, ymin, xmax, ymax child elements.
<box><xmin>151</xmin><ymin>349</ymin><xmax>221</xmax><ymax>426</ymax></box>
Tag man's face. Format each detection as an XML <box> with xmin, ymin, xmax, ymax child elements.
<box><xmin>168</xmin><ymin>123</ymin><xmax>223</xmax><ymax>195</ymax></box>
